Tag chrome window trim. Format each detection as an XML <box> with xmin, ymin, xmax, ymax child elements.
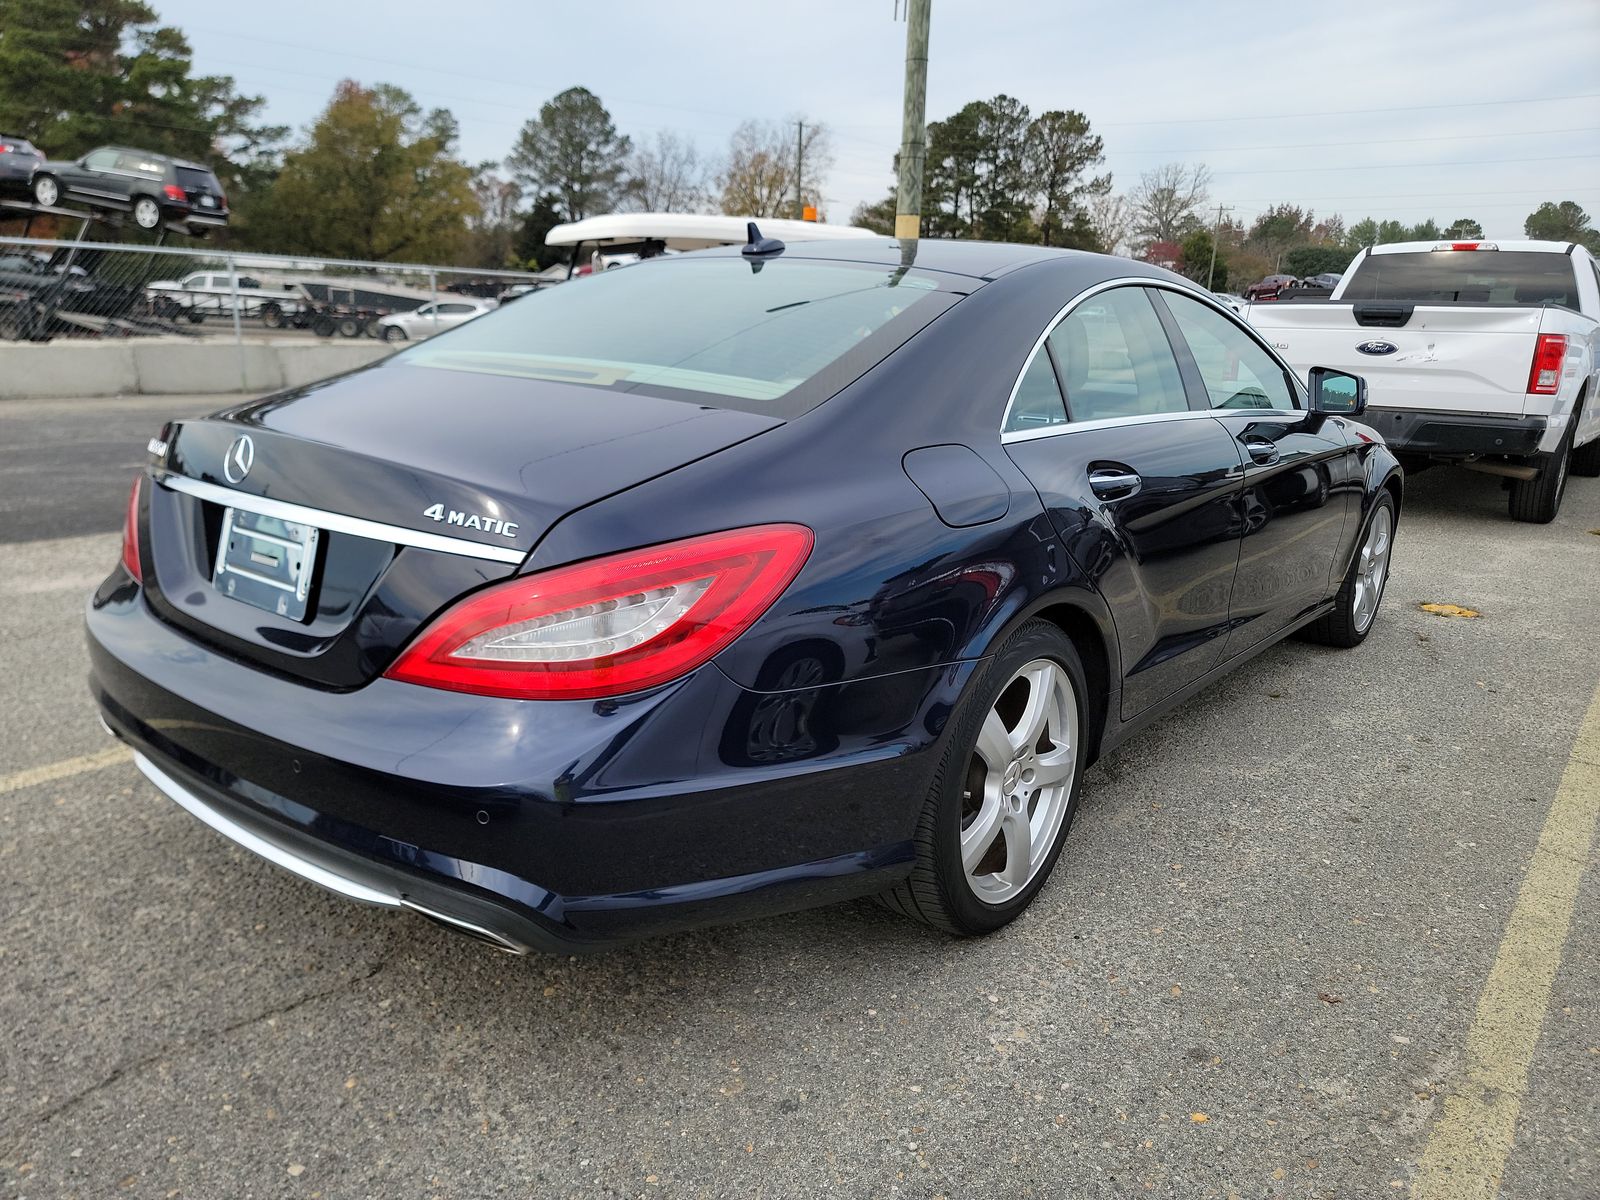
<box><xmin>997</xmin><ymin>276</ymin><xmax>1306</xmax><ymax>444</ymax></box>
<box><xmin>154</xmin><ymin>471</ymin><xmax>527</xmax><ymax>565</ymax></box>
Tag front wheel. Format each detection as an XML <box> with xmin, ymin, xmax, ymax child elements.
<box><xmin>32</xmin><ymin>175</ymin><xmax>59</xmax><ymax>207</ymax></box>
<box><xmin>1301</xmin><ymin>491</ymin><xmax>1395</xmax><ymax>648</ymax></box>
<box><xmin>132</xmin><ymin>196</ymin><xmax>161</xmax><ymax>229</ymax></box>
<box><xmin>382</xmin><ymin>325</ymin><xmax>407</xmax><ymax>342</ymax></box>
<box><xmin>881</xmin><ymin>620</ymin><xmax>1088</xmax><ymax>936</ymax></box>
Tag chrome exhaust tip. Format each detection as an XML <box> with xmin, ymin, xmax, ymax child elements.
<box><xmin>400</xmin><ymin>899</ymin><xmax>529</xmax><ymax>955</ymax></box>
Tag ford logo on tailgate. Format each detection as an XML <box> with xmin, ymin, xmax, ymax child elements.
<box><xmin>1356</xmin><ymin>340</ymin><xmax>1398</xmax><ymax>356</ymax></box>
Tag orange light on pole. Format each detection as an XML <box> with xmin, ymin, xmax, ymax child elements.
<box><xmin>802</xmin><ymin>205</ymin><xmax>817</xmax><ymax>222</ymax></box>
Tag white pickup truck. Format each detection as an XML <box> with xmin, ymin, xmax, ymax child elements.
<box><xmin>1245</xmin><ymin>239</ymin><xmax>1600</xmax><ymax>522</ymax></box>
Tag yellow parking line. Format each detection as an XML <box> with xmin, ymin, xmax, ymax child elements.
<box><xmin>1411</xmin><ymin>679</ymin><xmax>1600</xmax><ymax>1199</ymax></box>
<box><xmin>0</xmin><ymin>745</ymin><xmax>130</xmax><ymax>796</ymax></box>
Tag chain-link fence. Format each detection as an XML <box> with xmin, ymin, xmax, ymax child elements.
<box><xmin>0</xmin><ymin>235</ymin><xmax>555</xmax><ymax>345</ymax></box>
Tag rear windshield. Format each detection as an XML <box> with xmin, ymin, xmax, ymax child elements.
<box><xmin>1341</xmin><ymin>250</ymin><xmax>1579</xmax><ymax>306</ymax></box>
<box><xmin>175</xmin><ymin>166</ymin><xmax>218</xmax><ymax>191</ymax></box>
<box><xmin>2</xmin><ymin>138</ymin><xmax>38</xmax><ymax>155</ymax></box>
<box><xmin>390</xmin><ymin>256</ymin><xmax>947</xmax><ymax>415</ymax></box>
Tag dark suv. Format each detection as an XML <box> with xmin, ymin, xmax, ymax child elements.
<box><xmin>0</xmin><ymin>134</ymin><xmax>44</xmax><ymax>199</ymax></box>
<box><xmin>30</xmin><ymin>146</ymin><xmax>229</xmax><ymax>232</ymax></box>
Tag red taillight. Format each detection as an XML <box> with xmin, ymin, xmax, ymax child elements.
<box><xmin>1527</xmin><ymin>334</ymin><xmax>1568</xmax><ymax>396</ymax></box>
<box><xmin>1452</xmin><ymin>242</ymin><xmax>1479</xmax><ymax>251</ymax></box>
<box><xmin>121</xmin><ymin>475</ymin><xmax>142</xmax><ymax>582</ymax></box>
<box><xmin>163</xmin><ymin>183</ymin><xmax>186</xmax><ymax>202</ymax></box>
<box><xmin>385</xmin><ymin>524</ymin><xmax>814</xmax><ymax>700</ymax></box>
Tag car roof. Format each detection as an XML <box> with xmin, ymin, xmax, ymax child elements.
<box><xmin>547</xmin><ymin>212</ymin><xmax>880</xmax><ymax>250</ymax></box>
<box><xmin>91</xmin><ymin>146</ymin><xmax>213</xmax><ymax>171</ymax></box>
<box><xmin>685</xmin><ymin>237</ymin><xmax>1134</xmax><ymax>281</ymax></box>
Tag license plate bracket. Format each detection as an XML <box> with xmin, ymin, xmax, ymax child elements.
<box><xmin>213</xmin><ymin>507</ymin><xmax>320</xmax><ymax>621</ymax></box>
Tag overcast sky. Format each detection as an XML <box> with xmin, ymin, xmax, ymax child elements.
<box><xmin>153</xmin><ymin>0</ymin><xmax>1599</xmax><ymax>239</ymax></box>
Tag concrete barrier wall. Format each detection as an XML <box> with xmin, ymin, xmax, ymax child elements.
<box><xmin>0</xmin><ymin>339</ymin><xmax>397</xmax><ymax>400</ymax></box>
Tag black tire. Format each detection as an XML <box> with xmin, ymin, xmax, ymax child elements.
<box><xmin>1571</xmin><ymin>429</ymin><xmax>1600</xmax><ymax>478</ymax></box>
<box><xmin>0</xmin><ymin>307</ymin><xmax>25</xmax><ymax>341</ymax></box>
<box><xmin>880</xmin><ymin>619</ymin><xmax>1089</xmax><ymax>936</ymax></box>
<box><xmin>31</xmin><ymin>174</ymin><xmax>59</xmax><ymax>208</ymax></box>
<box><xmin>336</xmin><ymin>316</ymin><xmax>362</xmax><ymax>338</ymax></box>
<box><xmin>184</xmin><ymin>308</ymin><xmax>205</xmax><ymax>325</ymax></box>
<box><xmin>1508</xmin><ymin>424</ymin><xmax>1571</xmax><ymax>523</ymax></box>
<box><xmin>132</xmin><ymin>196</ymin><xmax>161</xmax><ymax>230</ymax></box>
<box><xmin>259</xmin><ymin>302</ymin><xmax>283</xmax><ymax>330</ymax></box>
<box><xmin>382</xmin><ymin>325</ymin><xmax>407</xmax><ymax>342</ymax></box>
<box><xmin>1301</xmin><ymin>491</ymin><xmax>1396</xmax><ymax>649</ymax></box>
<box><xmin>311</xmin><ymin>315</ymin><xmax>336</xmax><ymax>338</ymax></box>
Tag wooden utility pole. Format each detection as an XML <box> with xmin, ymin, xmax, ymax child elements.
<box><xmin>895</xmin><ymin>0</ymin><xmax>931</xmax><ymax>240</ymax></box>
<box><xmin>1206</xmin><ymin>204</ymin><xmax>1231</xmax><ymax>290</ymax></box>
<box><xmin>794</xmin><ymin>120</ymin><xmax>806</xmax><ymax>220</ymax></box>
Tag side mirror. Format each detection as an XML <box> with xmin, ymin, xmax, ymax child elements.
<box><xmin>1308</xmin><ymin>366</ymin><xmax>1366</xmax><ymax>416</ymax></box>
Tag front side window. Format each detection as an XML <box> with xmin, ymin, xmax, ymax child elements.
<box><xmin>1159</xmin><ymin>290</ymin><xmax>1296</xmax><ymax>410</ymax></box>
<box><xmin>1045</xmin><ymin>287</ymin><xmax>1189</xmax><ymax>422</ymax></box>
<box><xmin>393</xmin><ymin>257</ymin><xmax>945</xmax><ymax>416</ymax></box>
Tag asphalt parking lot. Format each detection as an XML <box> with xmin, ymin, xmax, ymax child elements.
<box><xmin>2</xmin><ymin>394</ymin><xmax>1597</xmax><ymax>1199</ymax></box>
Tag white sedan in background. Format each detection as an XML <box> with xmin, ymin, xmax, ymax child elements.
<box><xmin>377</xmin><ymin>298</ymin><xmax>494</xmax><ymax>341</ymax></box>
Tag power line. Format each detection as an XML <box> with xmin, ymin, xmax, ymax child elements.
<box><xmin>1097</xmin><ymin>92</ymin><xmax>1600</xmax><ymax>128</ymax></box>
<box><xmin>1210</xmin><ymin>153</ymin><xmax>1599</xmax><ymax>178</ymax></box>
<box><xmin>1104</xmin><ymin>126</ymin><xmax>1600</xmax><ymax>157</ymax></box>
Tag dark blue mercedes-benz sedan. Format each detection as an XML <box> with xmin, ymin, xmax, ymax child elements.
<box><xmin>87</xmin><ymin>236</ymin><xmax>1400</xmax><ymax>953</ymax></box>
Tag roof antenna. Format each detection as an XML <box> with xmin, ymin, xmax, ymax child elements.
<box><xmin>742</xmin><ymin>221</ymin><xmax>786</xmax><ymax>257</ymax></box>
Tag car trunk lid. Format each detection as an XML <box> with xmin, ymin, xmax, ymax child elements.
<box><xmin>143</xmin><ymin>363</ymin><xmax>782</xmax><ymax>687</ymax></box>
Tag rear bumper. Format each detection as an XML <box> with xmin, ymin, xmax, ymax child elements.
<box><xmin>1362</xmin><ymin>407</ymin><xmax>1548</xmax><ymax>459</ymax></box>
<box><xmin>88</xmin><ymin>573</ymin><xmax>962</xmax><ymax>952</ymax></box>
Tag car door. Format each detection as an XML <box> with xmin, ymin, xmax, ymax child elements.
<box><xmin>1002</xmin><ymin>284</ymin><xmax>1247</xmax><ymax>720</ymax></box>
<box><xmin>436</xmin><ymin>302</ymin><xmax>479</xmax><ymax>329</ymax></box>
<box><xmin>64</xmin><ymin>149</ymin><xmax>120</xmax><ymax>201</ymax></box>
<box><xmin>1153</xmin><ymin>288</ymin><xmax>1357</xmax><ymax>656</ymax></box>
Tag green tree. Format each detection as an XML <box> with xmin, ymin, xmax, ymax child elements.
<box><xmin>1248</xmin><ymin>204</ymin><xmax>1314</xmax><ymax>270</ymax></box>
<box><xmin>514</xmin><ymin>191</ymin><xmax>567</xmax><ymax>268</ymax></box>
<box><xmin>1524</xmin><ymin>200</ymin><xmax>1599</xmax><ymax>249</ymax></box>
<box><xmin>508</xmin><ymin>87</ymin><xmax>631</xmax><ymax>223</ymax></box>
<box><xmin>1025</xmin><ymin>109</ymin><xmax>1107</xmax><ymax>248</ymax></box>
<box><xmin>1345</xmin><ymin>217</ymin><xmax>1380</xmax><ymax>248</ymax></box>
<box><xmin>1442</xmin><ymin>217</ymin><xmax>1483</xmax><ymax>239</ymax></box>
<box><xmin>1409</xmin><ymin>218</ymin><xmax>1442</xmax><ymax>241</ymax></box>
<box><xmin>465</xmin><ymin>161</ymin><xmax>522</xmax><ymax>268</ymax></box>
<box><xmin>0</xmin><ymin>0</ymin><xmax>284</xmax><ymax>225</ymax></box>
<box><xmin>251</xmin><ymin>81</ymin><xmax>476</xmax><ymax>261</ymax></box>
<box><xmin>1179</xmin><ymin>228</ymin><xmax>1226</xmax><ymax>290</ymax></box>
<box><xmin>1283</xmin><ymin>245</ymin><xmax>1356</xmax><ymax>277</ymax></box>
<box><xmin>1375</xmin><ymin>219</ymin><xmax>1410</xmax><ymax>245</ymax></box>
<box><xmin>851</xmin><ymin>193</ymin><xmax>897</xmax><ymax>235</ymax></box>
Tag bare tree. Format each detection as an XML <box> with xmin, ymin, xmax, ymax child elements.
<box><xmin>717</xmin><ymin>119</ymin><xmax>833</xmax><ymax>219</ymax></box>
<box><xmin>622</xmin><ymin>130</ymin><xmax>710</xmax><ymax>213</ymax></box>
<box><xmin>466</xmin><ymin>160</ymin><xmax>523</xmax><ymax>267</ymax></box>
<box><xmin>1088</xmin><ymin>192</ymin><xmax>1131</xmax><ymax>256</ymax></box>
<box><xmin>1129</xmin><ymin>163</ymin><xmax>1211</xmax><ymax>249</ymax></box>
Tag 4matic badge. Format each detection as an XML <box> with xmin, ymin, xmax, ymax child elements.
<box><xmin>422</xmin><ymin>503</ymin><xmax>519</xmax><ymax>538</ymax></box>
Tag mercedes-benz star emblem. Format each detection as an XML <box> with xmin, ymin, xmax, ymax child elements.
<box><xmin>223</xmin><ymin>434</ymin><xmax>255</xmax><ymax>484</ymax></box>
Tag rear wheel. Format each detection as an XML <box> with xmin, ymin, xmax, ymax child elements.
<box><xmin>311</xmin><ymin>314</ymin><xmax>336</xmax><ymax>338</ymax></box>
<box><xmin>881</xmin><ymin>620</ymin><xmax>1087</xmax><ymax>936</ymax></box>
<box><xmin>31</xmin><ymin>175</ymin><xmax>59</xmax><ymax>207</ymax></box>
<box><xmin>336</xmin><ymin>316</ymin><xmax>362</xmax><ymax>338</ymax></box>
<box><xmin>1572</xmin><ymin>423</ymin><xmax>1600</xmax><ymax>478</ymax></box>
<box><xmin>184</xmin><ymin>308</ymin><xmax>205</xmax><ymax>325</ymax></box>
<box><xmin>259</xmin><ymin>302</ymin><xmax>283</xmax><ymax>330</ymax></box>
<box><xmin>1301</xmin><ymin>492</ymin><xmax>1394</xmax><ymax>648</ymax></box>
<box><xmin>1508</xmin><ymin>425</ymin><xmax>1571</xmax><ymax>523</ymax></box>
<box><xmin>132</xmin><ymin>196</ymin><xmax>161</xmax><ymax>229</ymax></box>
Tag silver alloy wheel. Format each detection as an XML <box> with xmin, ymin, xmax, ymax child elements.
<box><xmin>33</xmin><ymin>176</ymin><xmax>58</xmax><ymax>207</ymax></box>
<box><xmin>961</xmin><ymin>657</ymin><xmax>1079</xmax><ymax>905</ymax></box>
<box><xmin>1352</xmin><ymin>505</ymin><xmax>1392</xmax><ymax>633</ymax></box>
<box><xmin>133</xmin><ymin>197</ymin><xmax>160</xmax><ymax>229</ymax></box>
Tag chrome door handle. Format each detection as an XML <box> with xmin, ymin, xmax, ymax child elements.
<box><xmin>1241</xmin><ymin>436</ymin><xmax>1280</xmax><ymax>465</ymax></box>
<box><xmin>1088</xmin><ymin>467</ymin><xmax>1141</xmax><ymax>500</ymax></box>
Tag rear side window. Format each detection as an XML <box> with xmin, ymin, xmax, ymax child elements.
<box><xmin>1004</xmin><ymin>352</ymin><xmax>1068</xmax><ymax>432</ymax></box>
<box><xmin>1046</xmin><ymin>287</ymin><xmax>1189</xmax><ymax>422</ymax></box>
<box><xmin>115</xmin><ymin>152</ymin><xmax>165</xmax><ymax>178</ymax></box>
<box><xmin>1158</xmin><ymin>291</ymin><xmax>1296</xmax><ymax>410</ymax></box>
<box><xmin>394</xmin><ymin>257</ymin><xmax>947</xmax><ymax>416</ymax></box>
<box><xmin>1342</xmin><ymin>250</ymin><xmax>1579</xmax><ymax>306</ymax></box>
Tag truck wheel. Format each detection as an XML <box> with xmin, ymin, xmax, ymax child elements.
<box><xmin>1508</xmin><ymin>427</ymin><xmax>1571</xmax><ymax>523</ymax></box>
<box><xmin>1301</xmin><ymin>491</ymin><xmax>1394</xmax><ymax>649</ymax></box>
<box><xmin>259</xmin><ymin>303</ymin><xmax>283</xmax><ymax>330</ymax></box>
<box><xmin>184</xmin><ymin>308</ymin><xmax>205</xmax><ymax>325</ymax></box>
<box><xmin>311</xmin><ymin>315</ymin><xmax>336</xmax><ymax>338</ymax></box>
<box><xmin>336</xmin><ymin>316</ymin><xmax>362</xmax><ymax>338</ymax></box>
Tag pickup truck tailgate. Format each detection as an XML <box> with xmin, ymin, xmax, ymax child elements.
<box><xmin>1259</xmin><ymin>305</ymin><xmax>1543</xmax><ymax>416</ymax></box>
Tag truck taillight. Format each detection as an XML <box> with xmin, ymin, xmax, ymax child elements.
<box><xmin>1431</xmin><ymin>242</ymin><xmax>1498</xmax><ymax>252</ymax></box>
<box><xmin>1527</xmin><ymin>334</ymin><xmax>1568</xmax><ymax>396</ymax></box>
